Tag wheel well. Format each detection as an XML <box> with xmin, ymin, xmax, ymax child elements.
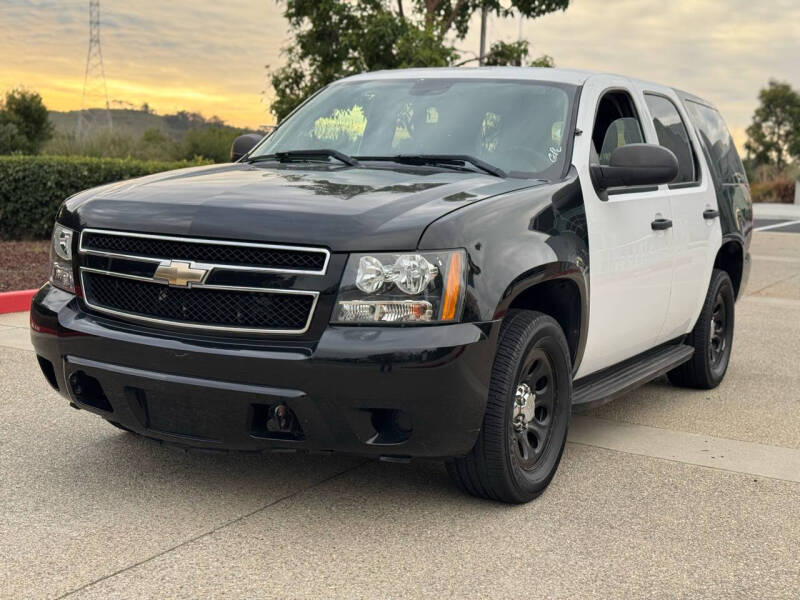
<box><xmin>714</xmin><ymin>240</ymin><xmax>743</xmax><ymax>298</ymax></box>
<box><xmin>508</xmin><ymin>278</ymin><xmax>582</xmax><ymax>365</ymax></box>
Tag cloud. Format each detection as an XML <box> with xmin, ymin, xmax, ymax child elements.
<box><xmin>469</xmin><ymin>0</ymin><xmax>800</xmax><ymax>148</ymax></box>
<box><xmin>0</xmin><ymin>0</ymin><xmax>798</xmax><ymax>143</ymax></box>
<box><xmin>0</xmin><ymin>0</ymin><xmax>285</xmax><ymax>127</ymax></box>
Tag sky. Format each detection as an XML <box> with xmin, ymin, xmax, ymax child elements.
<box><xmin>1</xmin><ymin>0</ymin><xmax>798</xmax><ymax>150</ymax></box>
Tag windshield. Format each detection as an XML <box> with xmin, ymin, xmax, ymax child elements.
<box><xmin>253</xmin><ymin>78</ymin><xmax>576</xmax><ymax>179</ymax></box>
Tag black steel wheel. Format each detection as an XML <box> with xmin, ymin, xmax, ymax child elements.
<box><xmin>446</xmin><ymin>310</ymin><xmax>572</xmax><ymax>504</ymax></box>
<box><xmin>668</xmin><ymin>268</ymin><xmax>735</xmax><ymax>389</ymax></box>
<box><xmin>708</xmin><ymin>291</ymin><xmax>728</xmax><ymax>370</ymax></box>
<box><xmin>511</xmin><ymin>349</ymin><xmax>557</xmax><ymax>471</ymax></box>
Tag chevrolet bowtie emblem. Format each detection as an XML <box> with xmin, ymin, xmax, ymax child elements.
<box><xmin>154</xmin><ymin>260</ymin><xmax>208</xmax><ymax>287</ymax></box>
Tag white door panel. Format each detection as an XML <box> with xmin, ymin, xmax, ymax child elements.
<box><xmin>573</xmin><ymin>75</ymin><xmax>674</xmax><ymax>378</ymax></box>
<box><xmin>632</xmin><ymin>84</ymin><xmax>723</xmax><ymax>340</ymax></box>
<box><xmin>578</xmin><ymin>193</ymin><xmax>673</xmax><ymax>375</ymax></box>
<box><xmin>661</xmin><ymin>186</ymin><xmax>721</xmax><ymax>339</ymax></box>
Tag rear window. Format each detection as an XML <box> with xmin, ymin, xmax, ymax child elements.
<box><xmin>683</xmin><ymin>100</ymin><xmax>746</xmax><ymax>185</ymax></box>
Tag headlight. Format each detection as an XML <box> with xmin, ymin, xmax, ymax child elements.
<box><xmin>332</xmin><ymin>250</ymin><xmax>466</xmax><ymax>324</ymax></box>
<box><xmin>49</xmin><ymin>223</ymin><xmax>76</xmax><ymax>293</ymax></box>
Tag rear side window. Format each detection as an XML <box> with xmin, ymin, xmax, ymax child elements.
<box><xmin>684</xmin><ymin>100</ymin><xmax>747</xmax><ymax>185</ymax></box>
<box><xmin>644</xmin><ymin>94</ymin><xmax>696</xmax><ymax>184</ymax></box>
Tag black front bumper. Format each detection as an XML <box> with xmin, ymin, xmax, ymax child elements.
<box><xmin>30</xmin><ymin>285</ymin><xmax>500</xmax><ymax>459</ymax></box>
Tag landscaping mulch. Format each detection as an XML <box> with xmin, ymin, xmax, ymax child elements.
<box><xmin>0</xmin><ymin>240</ymin><xmax>51</xmax><ymax>292</ymax></box>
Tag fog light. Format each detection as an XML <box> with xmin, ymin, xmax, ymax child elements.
<box><xmin>50</xmin><ymin>261</ymin><xmax>74</xmax><ymax>291</ymax></box>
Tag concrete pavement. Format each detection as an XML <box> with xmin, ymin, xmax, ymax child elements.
<box><xmin>1</xmin><ymin>232</ymin><xmax>798</xmax><ymax>599</ymax></box>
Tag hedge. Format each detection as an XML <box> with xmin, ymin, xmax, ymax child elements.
<box><xmin>0</xmin><ymin>155</ymin><xmax>210</xmax><ymax>240</ymax></box>
<box><xmin>750</xmin><ymin>178</ymin><xmax>796</xmax><ymax>204</ymax></box>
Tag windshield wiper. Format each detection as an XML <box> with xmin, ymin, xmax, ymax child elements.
<box><xmin>247</xmin><ymin>149</ymin><xmax>360</xmax><ymax>167</ymax></box>
<box><xmin>356</xmin><ymin>154</ymin><xmax>506</xmax><ymax>178</ymax></box>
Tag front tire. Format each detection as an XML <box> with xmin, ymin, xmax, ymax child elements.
<box><xmin>668</xmin><ymin>268</ymin><xmax>735</xmax><ymax>389</ymax></box>
<box><xmin>446</xmin><ymin>310</ymin><xmax>572</xmax><ymax>503</ymax></box>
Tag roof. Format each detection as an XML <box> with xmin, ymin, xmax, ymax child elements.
<box><xmin>341</xmin><ymin>67</ymin><xmax>595</xmax><ymax>86</ymax></box>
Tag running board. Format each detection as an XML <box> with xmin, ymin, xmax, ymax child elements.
<box><xmin>572</xmin><ymin>344</ymin><xmax>694</xmax><ymax>410</ymax></box>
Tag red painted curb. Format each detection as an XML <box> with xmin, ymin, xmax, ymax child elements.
<box><xmin>0</xmin><ymin>289</ymin><xmax>37</xmax><ymax>314</ymax></box>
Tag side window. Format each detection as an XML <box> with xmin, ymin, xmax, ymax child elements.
<box><xmin>684</xmin><ymin>100</ymin><xmax>747</xmax><ymax>185</ymax></box>
<box><xmin>644</xmin><ymin>94</ymin><xmax>697</xmax><ymax>184</ymax></box>
<box><xmin>591</xmin><ymin>91</ymin><xmax>645</xmax><ymax>166</ymax></box>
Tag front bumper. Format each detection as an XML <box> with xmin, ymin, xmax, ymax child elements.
<box><xmin>30</xmin><ymin>284</ymin><xmax>499</xmax><ymax>459</ymax></box>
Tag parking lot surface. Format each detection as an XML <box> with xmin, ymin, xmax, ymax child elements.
<box><xmin>1</xmin><ymin>231</ymin><xmax>799</xmax><ymax>599</ymax></box>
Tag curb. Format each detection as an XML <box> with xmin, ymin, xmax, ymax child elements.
<box><xmin>753</xmin><ymin>202</ymin><xmax>800</xmax><ymax>221</ymax></box>
<box><xmin>0</xmin><ymin>289</ymin><xmax>37</xmax><ymax>314</ymax></box>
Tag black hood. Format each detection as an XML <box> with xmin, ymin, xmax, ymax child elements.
<box><xmin>62</xmin><ymin>163</ymin><xmax>544</xmax><ymax>251</ymax></box>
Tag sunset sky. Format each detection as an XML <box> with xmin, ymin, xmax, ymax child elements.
<box><xmin>1</xmin><ymin>0</ymin><xmax>798</xmax><ymax>150</ymax></box>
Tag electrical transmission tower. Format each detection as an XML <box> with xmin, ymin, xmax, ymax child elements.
<box><xmin>76</xmin><ymin>0</ymin><xmax>112</xmax><ymax>138</ymax></box>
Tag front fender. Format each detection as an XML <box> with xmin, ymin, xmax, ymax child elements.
<box><xmin>418</xmin><ymin>172</ymin><xmax>590</xmax><ymax>368</ymax></box>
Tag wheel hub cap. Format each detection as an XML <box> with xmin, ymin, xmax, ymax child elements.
<box><xmin>513</xmin><ymin>383</ymin><xmax>535</xmax><ymax>432</ymax></box>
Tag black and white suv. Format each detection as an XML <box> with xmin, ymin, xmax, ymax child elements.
<box><xmin>32</xmin><ymin>68</ymin><xmax>752</xmax><ymax>503</ymax></box>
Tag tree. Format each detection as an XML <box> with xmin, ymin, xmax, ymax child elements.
<box><xmin>269</xmin><ymin>0</ymin><xmax>569</xmax><ymax>120</ymax></box>
<box><xmin>0</xmin><ymin>88</ymin><xmax>54</xmax><ymax>154</ymax></box>
<box><xmin>0</xmin><ymin>123</ymin><xmax>27</xmax><ymax>154</ymax></box>
<box><xmin>745</xmin><ymin>80</ymin><xmax>800</xmax><ymax>169</ymax></box>
<box><xmin>483</xmin><ymin>40</ymin><xmax>553</xmax><ymax>67</ymax></box>
<box><xmin>413</xmin><ymin>0</ymin><xmax>568</xmax><ymax>40</ymax></box>
<box><xmin>270</xmin><ymin>1</ymin><xmax>455</xmax><ymax>120</ymax></box>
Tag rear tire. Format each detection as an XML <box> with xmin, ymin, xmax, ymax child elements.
<box><xmin>446</xmin><ymin>310</ymin><xmax>572</xmax><ymax>503</ymax></box>
<box><xmin>668</xmin><ymin>268</ymin><xmax>735</xmax><ymax>389</ymax></box>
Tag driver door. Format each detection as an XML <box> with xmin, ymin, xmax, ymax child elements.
<box><xmin>574</xmin><ymin>76</ymin><xmax>675</xmax><ymax>378</ymax></box>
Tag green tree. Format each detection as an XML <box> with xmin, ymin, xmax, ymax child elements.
<box><xmin>745</xmin><ymin>80</ymin><xmax>800</xmax><ymax>169</ymax></box>
<box><xmin>414</xmin><ymin>0</ymin><xmax>569</xmax><ymax>39</ymax></box>
<box><xmin>0</xmin><ymin>122</ymin><xmax>27</xmax><ymax>154</ymax></box>
<box><xmin>483</xmin><ymin>40</ymin><xmax>553</xmax><ymax>67</ymax></box>
<box><xmin>269</xmin><ymin>0</ymin><xmax>568</xmax><ymax>120</ymax></box>
<box><xmin>0</xmin><ymin>88</ymin><xmax>54</xmax><ymax>154</ymax></box>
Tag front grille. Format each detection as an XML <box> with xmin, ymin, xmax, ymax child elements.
<box><xmin>82</xmin><ymin>272</ymin><xmax>316</xmax><ymax>333</ymax></box>
<box><xmin>82</xmin><ymin>231</ymin><xmax>328</xmax><ymax>273</ymax></box>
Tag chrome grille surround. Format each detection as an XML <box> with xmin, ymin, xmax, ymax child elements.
<box><xmin>79</xmin><ymin>228</ymin><xmax>330</xmax><ymax>275</ymax></box>
<box><xmin>77</xmin><ymin>229</ymin><xmax>325</xmax><ymax>334</ymax></box>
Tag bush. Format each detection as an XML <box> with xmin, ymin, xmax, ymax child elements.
<box><xmin>44</xmin><ymin>128</ymin><xmax>180</xmax><ymax>161</ymax></box>
<box><xmin>179</xmin><ymin>125</ymin><xmax>245</xmax><ymax>163</ymax></box>
<box><xmin>750</xmin><ymin>178</ymin><xmax>797</xmax><ymax>203</ymax></box>
<box><xmin>0</xmin><ymin>155</ymin><xmax>209</xmax><ymax>240</ymax></box>
<box><xmin>44</xmin><ymin>129</ymin><xmax>139</xmax><ymax>159</ymax></box>
<box><xmin>43</xmin><ymin>124</ymin><xmax>247</xmax><ymax>164</ymax></box>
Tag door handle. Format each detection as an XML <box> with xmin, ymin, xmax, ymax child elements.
<box><xmin>651</xmin><ymin>218</ymin><xmax>673</xmax><ymax>231</ymax></box>
<box><xmin>703</xmin><ymin>209</ymin><xmax>720</xmax><ymax>220</ymax></box>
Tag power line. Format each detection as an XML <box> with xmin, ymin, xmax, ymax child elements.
<box><xmin>76</xmin><ymin>0</ymin><xmax>112</xmax><ymax>138</ymax></box>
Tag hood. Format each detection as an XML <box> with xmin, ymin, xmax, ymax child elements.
<box><xmin>63</xmin><ymin>163</ymin><xmax>543</xmax><ymax>251</ymax></box>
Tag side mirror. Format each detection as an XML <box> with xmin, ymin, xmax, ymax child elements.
<box><xmin>590</xmin><ymin>143</ymin><xmax>678</xmax><ymax>192</ymax></box>
<box><xmin>230</xmin><ymin>133</ymin><xmax>263</xmax><ymax>162</ymax></box>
